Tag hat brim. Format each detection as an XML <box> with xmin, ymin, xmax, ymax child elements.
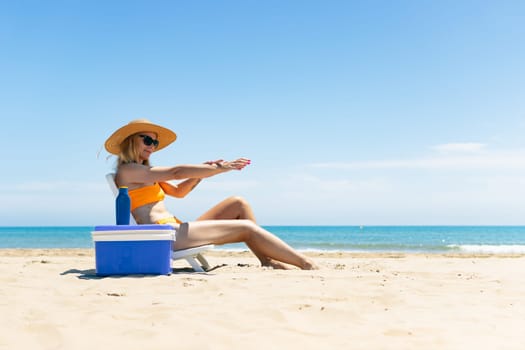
<box><xmin>105</xmin><ymin>121</ymin><xmax>177</xmax><ymax>155</ymax></box>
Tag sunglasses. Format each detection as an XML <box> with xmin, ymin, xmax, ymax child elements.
<box><xmin>139</xmin><ymin>135</ymin><xmax>160</xmax><ymax>148</ymax></box>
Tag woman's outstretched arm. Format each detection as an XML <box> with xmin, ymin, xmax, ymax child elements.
<box><xmin>118</xmin><ymin>158</ymin><xmax>250</xmax><ymax>185</ymax></box>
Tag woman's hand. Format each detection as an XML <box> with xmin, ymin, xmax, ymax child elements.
<box><xmin>204</xmin><ymin>158</ymin><xmax>251</xmax><ymax>170</ymax></box>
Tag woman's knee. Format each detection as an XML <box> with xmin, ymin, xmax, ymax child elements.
<box><xmin>232</xmin><ymin>218</ymin><xmax>254</xmax><ymax>230</ymax></box>
<box><xmin>237</xmin><ymin>219</ymin><xmax>264</xmax><ymax>240</ymax></box>
<box><xmin>226</xmin><ymin>196</ymin><xmax>253</xmax><ymax>217</ymax></box>
<box><xmin>227</xmin><ymin>195</ymin><xmax>250</xmax><ymax>208</ymax></box>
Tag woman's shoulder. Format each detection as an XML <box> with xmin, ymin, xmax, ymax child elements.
<box><xmin>116</xmin><ymin>163</ymin><xmax>152</xmax><ymax>185</ymax></box>
<box><xmin>118</xmin><ymin>163</ymin><xmax>150</xmax><ymax>172</ymax></box>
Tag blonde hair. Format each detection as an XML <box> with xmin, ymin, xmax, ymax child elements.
<box><xmin>117</xmin><ymin>133</ymin><xmax>151</xmax><ymax>166</ymax></box>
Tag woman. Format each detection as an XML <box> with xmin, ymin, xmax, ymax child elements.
<box><xmin>105</xmin><ymin>119</ymin><xmax>317</xmax><ymax>270</ymax></box>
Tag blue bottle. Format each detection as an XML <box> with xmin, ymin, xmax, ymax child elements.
<box><xmin>116</xmin><ymin>186</ymin><xmax>131</xmax><ymax>225</ymax></box>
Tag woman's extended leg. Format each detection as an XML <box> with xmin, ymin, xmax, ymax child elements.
<box><xmin>173</xmin><ymin>220</ymin><xmax>317</xmax><ymax>270</ymax></box>
<box><xmin>196</xmin><ymin>196</ymin><xmax>293</xmax><ymax>268</ymax></box>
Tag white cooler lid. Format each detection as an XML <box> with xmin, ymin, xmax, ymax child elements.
<box><xmin>92</xmin><ymin>225</ymin><xmax>175</xmax><ymax>242</ymax></box>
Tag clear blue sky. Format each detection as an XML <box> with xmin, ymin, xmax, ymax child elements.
<box><xmin>1</xmin><ymin>1</ymin><xmax>525</xmax><ymax>225</ymax></box>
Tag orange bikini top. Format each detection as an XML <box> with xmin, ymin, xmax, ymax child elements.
<box><xmin>128</xmin><ymin>183</ymin><xmax>165</xmax><ymax>211</ymax></box>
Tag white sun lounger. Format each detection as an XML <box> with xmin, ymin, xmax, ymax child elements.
<box><xmin>105</xmin><ymin>173</ymin><xmax>213</xmax><ymax>272</ymax></box>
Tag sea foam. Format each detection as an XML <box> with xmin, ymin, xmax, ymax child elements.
<box><xmin>449</xmin><ymin>244</ymin><xmax>525</xmax><ymax>254</ymax></box>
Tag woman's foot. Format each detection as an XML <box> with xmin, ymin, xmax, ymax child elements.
<box><xmin>261</xmin><ymin>257</ymin><xmax>319</xmax><ymax>270</ymax></box>
<box><xmin>301</xmin><ymin>258</ymin><xmax>319</xmax><ymax>270</ymax></box>
<box><xmin>261</xmin><ymin>258</ymin><xmax>293</xmax><ymax>270</ymax></box>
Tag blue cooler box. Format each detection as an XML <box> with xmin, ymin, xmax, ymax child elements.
<box><xmin>92</xmin><ymin>225</ymin><xmax>175</xmax><ymax>276</ymax></box>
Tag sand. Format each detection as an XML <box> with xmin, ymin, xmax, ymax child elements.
<box><xmin>1</xmin><ymin>249</ymin><xmax>524</xmax><ymax>350</ymax></box>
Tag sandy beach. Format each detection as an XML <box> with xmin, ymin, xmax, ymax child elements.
<box><xmin>1</xmin><ymin>249</ymin><xmax>524</xmax><ymax>350</ymax></box>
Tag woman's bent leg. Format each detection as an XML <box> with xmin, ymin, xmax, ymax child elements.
<box><xmin>196</xmin><ymin>197</ymin><xmax>287</xmax><ymax>267</ymax></box>
<box><xmin>173</xmin><ymin>220</ymin><xmax>317</xmax><ymax>270</ymax></box>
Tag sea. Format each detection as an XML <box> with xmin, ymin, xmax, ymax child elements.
<box><xmin>1</xmin><ymin>226</ymin><xmax>525</xmax><ymax>254</ymax></box>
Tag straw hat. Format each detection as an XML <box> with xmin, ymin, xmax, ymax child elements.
<box><xmin>104</xmin><ymin>119</ymin><xmax>177</xmax><ymax>155</ymax></box>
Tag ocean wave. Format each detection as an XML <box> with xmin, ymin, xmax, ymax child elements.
<box><xmin>448</xmin><ymin>244</ymin><xmax>525</xmax><ymax>254</ymax></box>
